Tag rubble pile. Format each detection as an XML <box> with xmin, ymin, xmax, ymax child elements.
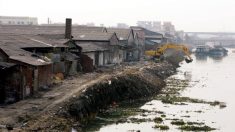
<box><xmin>21</xmin><ymin>61</ymin><xmax>179</xmax><ymax>131</ymax></box>
<box><xmin>67</xmin><ymin>62</ymin><xmax>176</xmax><ymax>123</ymax></box>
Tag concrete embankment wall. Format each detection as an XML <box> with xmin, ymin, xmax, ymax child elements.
<box><xmin>67</xmin><ymin>62</ymin><xmax>176</xmax><ymax>121</ymax></box>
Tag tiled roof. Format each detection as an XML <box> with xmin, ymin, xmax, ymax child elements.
<box><xmin>76</xmin><ymin>42</ymin><xmax>108</xmax><ymax>52</ymax></box>
<box><xmin>73</xmin><ymin>32</ymin><xmax>114</xmax><ymax>41</ymax></box>
<box><xmin>107</xmin><ymin>28</ymin><xmax>132</xmax><ymax>40</ymax></box>
<box><xmin>0</xmin><ymin>25</ymin><xmax>106</xmax><ymax>35</ymax></box>
<box><xmin>0</xmin><ymin>34</ymin><xmax>68</xmax><ymax>48</ymax></box>
<box><xmin>0</xmin><ymin>34</ymin><xmax>60</xmax><ymax>66</ymax></box>
<box><xmin>0</xmin><ymin>44</ymin><xmax>51</xmax><ymax>66</ymax></box>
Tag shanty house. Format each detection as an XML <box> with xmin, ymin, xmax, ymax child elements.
<box><xmin>131</xmin><ymin>26</ymin><xmax>146</xmax><ymax>58</ymax></box>
<box><xmin>0</xmin><ymin>62</ymin><xmax>20</xmax><ymax>104</ymax></box>
<box><xmin>137</xmin><ymin>27</ymin><xmax>164</xmax><ymax>50</ymax></box>
<box><xmin>107</xmin><ymin>28</ymin><xmax>140</xmax><ymax>62</ymax></box>
<box><xmin>0</xmin><ymin>44</ymin><xmax>52</xmax><ymax>103</ymax></box>
<box><xmin>76</xmin><ymin>42</ymin><xmax>108</xmax><ymax>66</ymax></box>
<box><xmin>0</xmin><ymin>33</ymin><xmax>77</xmax><ymax>103</ymax></box>
<box><xmin>72</xmin><ymin>32</ymin><xmax>123</xmax><ymax>65</ymax></box>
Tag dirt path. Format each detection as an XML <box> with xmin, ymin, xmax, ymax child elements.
<box><xmin>44</xmin><ymin>74</ymin><xmax>111</xmax><ymax>111</ymax></box>
<box><xmin>0</xmin><ymin>61</ymin><xmax>159</xmax><ymax>132</ymax></box>
<box><xmin>0</xmin><ymin>62</ymin><xmax>151</xmax><ymax>130</ymax></box>
<box><xmin>0</xmin><ymin>72</ymin><xmax>111</xmax><ymax>127</ymax></box>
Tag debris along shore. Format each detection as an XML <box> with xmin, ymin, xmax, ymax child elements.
<box><xmin>12</xmin><ymin>60</ymin><xmax>176</xmax><ymax>131</ymax></box>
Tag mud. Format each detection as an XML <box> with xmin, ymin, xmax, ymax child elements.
<box><xmin>65</xmin><ymin>62</ymin><xmax>176</xmax><ymax>131</ymax></box>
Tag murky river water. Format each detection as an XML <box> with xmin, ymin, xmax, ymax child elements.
<box><xmin>91</xmin><ymin>49</ymin><xmax>235</xmax><ymax>132</ymax></box>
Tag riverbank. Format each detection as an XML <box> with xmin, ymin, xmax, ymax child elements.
<box><xmin>89</xmin><ymin>51</ymin><xmax>234</xmax><ymax>132</ymax></box>
<box><xmin>0</xmin><ymin>60</ymin><xmax>178</xmax><ymax>131</ymax></box>
<box><xmin>23</xmin><ymin>61</ymin><xmax>177</xmax><ymax>131</ymax></box>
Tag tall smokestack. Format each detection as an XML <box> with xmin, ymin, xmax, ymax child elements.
<box><xmin>65</xmin><ymin>18</ymin><xmax>72</xmax><ymax>39</ymax></box>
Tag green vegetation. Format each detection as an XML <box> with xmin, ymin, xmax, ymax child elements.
<box><xmin>129</xmin><ymin>118</ymin><xmax>151</xmax><ymax>124</ymax></box>
<box><xmin>171</xmin><ymin>120</ymin><xmax>206</xmax><ymax>126</ymax></box>
<box><xmin>166</xmin><ymin>118</ymin><xmax>180</xmax><ymax>121</ymax></box>
<box><xmin>157</xmin><ymin>95</ymin><xmax>207</xmax><ymax>104</ymax></box>
<box><xmin>187</xmin><ymin>121</ymin><xmax>205</xmax><ymax>125</ymax></box>
<box><xmin>155</xmin><ymin>94</ymin><xmax>225</xmax><ymax>108</ymax></box>
<box><xmin>153</xmin><ymin>117</ymin><xmax>163</xmax><ymax>123</ymax></box>
<box><xmin>179</xmin><ymin>125</ymin><xmax>216</xmax><ymax>131</ymax></box>
<box><xmin>181</xmin><ymin>115</ymin><xmax>190</xmax><ymax>118</ymax></box>
<box><xmin>83</xmin><ymin>99</ymin><xmax>152</xmax><ymax>131</ymax></box>
<box><xmin>194</xmin><ymin>110</ymin><xmax>203</xmax><ymax>113</ymax></box>
<box><xmin>171</xmin><ymin>120</ymin><xmax>185</xmax><ymax>126</ymax></box>
<box><xmin>153</xmin><ymin>125</ymin><xmax>170</xmax><ymax>130</ymax></box>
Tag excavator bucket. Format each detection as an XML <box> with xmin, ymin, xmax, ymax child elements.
<box><xmin>185</xmin><ymin>58</ymin><xmax>193</xmax><ymax>63</ymax></box>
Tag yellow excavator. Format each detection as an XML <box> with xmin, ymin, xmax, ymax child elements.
<box><xmin>145</xmin><ymin>43</ymin><xmax>193</xmax><ymax>63</ymax></box>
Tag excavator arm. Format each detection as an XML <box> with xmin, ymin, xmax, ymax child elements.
<box><xmin>145</xmin><ymin>43</ymin><xmax>193</xmax><ymax>63</ymax></box>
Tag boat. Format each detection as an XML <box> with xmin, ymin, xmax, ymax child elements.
<box><xmin>195</xmin><ymin>43</ymin><xmax>228</xmax><ymax>57</ymax></box>
<box><xmin>209</xmin><ymin>45</ymin><xmax>228</xmax><ymax>56</ymax></box>
<box><xmin>195</xmin><ymin>45</ymin><xmax>210</xmax><ymax>55</ymax></box>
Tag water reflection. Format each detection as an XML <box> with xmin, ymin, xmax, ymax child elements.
<box><xmin>96</xmin><ymin>49</ymin><xmax>234</xmax><ymax>132</ymax></box>
<box><xmin>195</xmin><ymin>55</ymin><xmax>208</xmax><ymax>61</ymax></box>
<box><xmin>209</xmin><ymin>55</ymin><xmax>224</xmax><ymax>63</ymax></box>
<box><xmin>195</xmin><ymin>54</ymin><xmax>226</xmax><ymax>63</ymax></box>
<box><xmin>195</xmin><ymin>55</ymin><xmax>208</xmax><ymax>63</ymax></box>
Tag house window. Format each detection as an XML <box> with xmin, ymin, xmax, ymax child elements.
<box><xmin>0</xmin><ymin>21</ymin><xmax>2</xmax><ymax>24</ymax></box>
<box><xmin>21</xmin><ymin>22</ymin><xmax>24</xmax><ymax>25</ymax></box>
<box><xmin>8</xmin><ymin>21</ymin><xmax>11</xmax><ymax>24</ymax></box>
<box><xmin>17</xmin><ymin>21</ymin><xmax>21</xmax><ymax>25</ymax></box>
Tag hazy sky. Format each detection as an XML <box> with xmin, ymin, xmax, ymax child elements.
<box><xmin>0</xmin><ymin>0</ymin><xmax>235</xmax><ymax>32</ymax></box>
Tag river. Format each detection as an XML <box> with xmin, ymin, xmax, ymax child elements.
<box><xmin>88</xmin><ymin>49</ymin><xmax>235</xmax><ymax>132</ymax></box>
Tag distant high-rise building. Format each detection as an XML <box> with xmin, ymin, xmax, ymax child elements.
<box><xmin>137</xmin><ymin>21</ymin><xmax>161</xmax><ymax>32</ymax></box>
<box><xmin>137</xmin><ymin>21</ymin><xmax>152</xmax><ymax>31</ymax></box>
<box><xmin>0</xmin><ymin>16</ymin><xmax>38</xmax><ymax>25</ymax></box>
<box><xmin>152</xmin><ymin>21</ymin><xmax>161</xmax><ymax>32</ymax></box>
<box><xmin>162</xmin><ymin>22</ymin><xmax>175</xmax><ymax>35</ymax></box>
<box><xmin>116</xmin><ymin>23</ymin><xmax>129</xmax><ymax>29</ymax></box>
<box><xmin>137</xmin><ymin>20</ymin><xmax>177</xmax><ymax>36</ymax></box>
<box><xmin>176</xmin><ymin>30</ymin><xmax>184</xmax><ymax>40</ymax></box>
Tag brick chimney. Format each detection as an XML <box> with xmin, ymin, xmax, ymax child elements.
<box><xmin>65</xmin><ymin>18</ymin><xmax>72</xmax><ymax>39</ymax></box>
